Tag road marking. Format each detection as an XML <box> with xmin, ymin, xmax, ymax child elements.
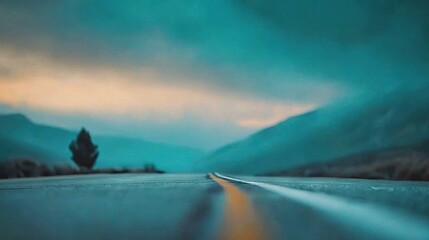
<box><xmin>214</xmin><ymin>173</ymin><xmax>429</xmax><ymax>240</ymax></box>
<box><xmin>209</xmin><ymin>173</ymin><xmax>265</xmax><ymax>240</ymax></box>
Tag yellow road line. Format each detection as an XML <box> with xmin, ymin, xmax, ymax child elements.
<box><xmin>209</xmin><ymin>173</ymin><xmax>265</xmax><ymax>240</ymax></box>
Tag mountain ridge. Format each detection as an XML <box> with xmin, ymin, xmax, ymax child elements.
<box><xmin>200</xmin><ymin>88</ymin><xmax>429</xmax><ymax>174</ymax></box>
<box><xmin>0</xmin><ymin>113</ymin><xmax>205</xmax><ymax>172</ymax></box>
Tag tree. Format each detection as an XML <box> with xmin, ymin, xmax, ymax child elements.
<box><xmin>69</xmin><ymin>128</ymin><xmax>99</xmax><ymax>169</ymax></box>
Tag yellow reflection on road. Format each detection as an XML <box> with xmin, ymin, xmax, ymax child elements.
<box><xmin>209</xmin><ymin>173</ymin><xmax>265</xmax><ymax>240</ymax></box>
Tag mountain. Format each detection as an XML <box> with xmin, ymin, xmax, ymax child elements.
<box><xmin>200</xmin><ymin>88</ymin><xmax>429</xmax><ymax>174</ymax></box>
<box><xmin>0</xmin><ymin>113</ymin><xmax>204</xmax><ymax>172</ymax></box>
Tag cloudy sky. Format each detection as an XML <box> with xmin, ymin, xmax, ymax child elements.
<box><xmin>0</xmin><ymin>0</ymin><xmax>428</xmax><ymax>150</ymax></box>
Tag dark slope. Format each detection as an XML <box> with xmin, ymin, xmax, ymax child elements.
<box><xmin>267</xmin><ymin>139</ymin><xmax>429</xmax><ymax>180</ymax></box>
<box><xmin>201</xmin><ymin>88</ymin><xmax>429</xmax><ymax>174</ymax></box>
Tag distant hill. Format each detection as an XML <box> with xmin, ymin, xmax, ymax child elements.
<box><xmin>267</xmin><ymin>140</ymin><xmax>429</xmax><ymax>181</ymax></box>
<box><xmin>0</xmin><ymin>113</ymin><xmax>204</xmax><ymax>172</ymax></box>
<box><xmin>200</xmin><ymin>88</ymin><xmax>429</xmax><ymax>174</ymax></box>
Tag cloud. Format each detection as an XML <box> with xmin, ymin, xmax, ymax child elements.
<box><xmin>0</xmin><ymin>65</ymin><xmax>12</xmax><ymax>78</ymax></box>
<box><xmin>1</xmin><ymin>0</ymin><xmax>335</xmax><ymax>102</ymax></box>
<box><xmin>0</xmin><ymin>48</ymin><xmax>311</xmax><ymax>120</ymax></box>
<box><xmin>5</xmin><ymin>0</ymin><xmax>428</xmax><ymax>101</ymax></box>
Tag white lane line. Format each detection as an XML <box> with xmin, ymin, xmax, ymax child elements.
<box><xmin>214</xmin><ymin>173</ymin><xmax>429</xmax><ymax>240</ymax></box>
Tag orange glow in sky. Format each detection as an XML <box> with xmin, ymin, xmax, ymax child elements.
<box><xmin>0</xmin><ymin>48</ymin><xmax>314</xmax><ymax>129</ymax></box>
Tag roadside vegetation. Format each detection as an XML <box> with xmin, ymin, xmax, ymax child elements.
<box><xmin>267</xmin><ymin>145</ymin><xmax>429</xmax><ymax>181</ymax></box>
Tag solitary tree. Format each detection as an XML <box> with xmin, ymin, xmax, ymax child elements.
<box><xmin>69</xmin><ymin>128</ymin><xmax>99</xmax><ymax>169</ymax></box>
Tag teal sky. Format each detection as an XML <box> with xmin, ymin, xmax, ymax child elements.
<box><xmin>0</xmin><ymin>0</ymin><xmax>428</xmax><ymax>150</ymax></box>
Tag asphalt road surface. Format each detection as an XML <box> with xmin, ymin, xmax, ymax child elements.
<box><xmin>1</xmin><ymin>173</ymin><xmax>429</xmax><ymax>240</ymax></box>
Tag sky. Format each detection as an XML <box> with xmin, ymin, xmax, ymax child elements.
<box><xmin>0</xmin><ymin>0</ymin><xmax>428</xmax><ymax>150</ymax></box>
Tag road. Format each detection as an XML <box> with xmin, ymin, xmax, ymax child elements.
<box><xmin>1</xmin><ymin>173</ymin><xmax>429</xmax><ymax>240</ymax></box>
